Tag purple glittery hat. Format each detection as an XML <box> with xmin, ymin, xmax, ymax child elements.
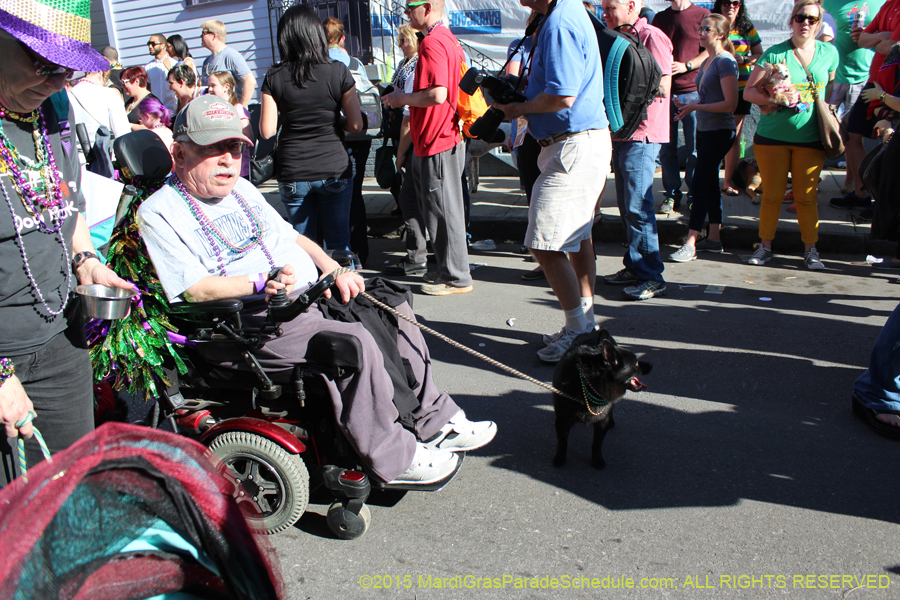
<box><xmin>0</xmin><ymin>0</ymin><xmax>109</xmax><ymax>73</ymax></box>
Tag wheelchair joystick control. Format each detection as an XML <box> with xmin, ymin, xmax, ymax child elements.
<box><xmin>270</xmin><ymin>288</ymin><xmax>290</xmax><ymax>308</ymax></box>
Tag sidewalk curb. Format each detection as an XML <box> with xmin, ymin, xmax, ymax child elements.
<box><xmin>368</xmin><ymin>214</ymin><xmax>894</xmax><ymax>256</ymax></box>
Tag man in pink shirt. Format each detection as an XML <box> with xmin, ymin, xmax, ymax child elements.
<box><xmin>601</xmin><ymin>0</ymin><xmax>674</xmax><ymax>300</ymax></box>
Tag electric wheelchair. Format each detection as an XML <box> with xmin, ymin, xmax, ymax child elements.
<box><xmin>92</xmin><ymin>130</ymin><xmax>462</xmax><ymax>539</ymax></box>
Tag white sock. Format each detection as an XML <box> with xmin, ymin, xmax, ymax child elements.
<box><xmin>581</xmin><ymin>297</ymin><xmax>595</xmax><ymax>326</ymax></box>
<box><xmin>564</xmin><ymin>306</ymin><xmax>590</xmax><ymax>332</ymax></box>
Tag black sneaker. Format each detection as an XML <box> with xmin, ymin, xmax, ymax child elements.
<box><xmin>858</xmin><ymin>208</ymin><xmax>874</xmax><ymax>222</ymax></box>
<box><xmin>384</xmin><ymin>259</ymin><xmax>427</xmax><ymax>276</ymax></box>
<box><xmin>829</xmin><ymin>192</ymin><xmax>872</xmax><ymax>210</ymax></box>
<box><xmin>603</xmin><ymin>268</ymin><xmax>640</xmax><ymax>286</ymax></box>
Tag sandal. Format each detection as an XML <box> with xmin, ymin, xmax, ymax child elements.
<box><xmin>722</xmin><ymin>186</ymin><xmax>739</xmax><ymax>197</ymax></box>
<box><xmin>852</xmin><ymin>396</ymin><xmax>900</xmax><ymax>440</ymax></box>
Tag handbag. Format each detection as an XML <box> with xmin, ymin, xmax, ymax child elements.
<box><xmin>250</xmin><ymin>153</ymin><xmax>275</xmax><ymax>187</ymax></box>
<box><xmin>791</xmin><ymin>42</ymin><xmax>845</xmax><ymax>160</ymax></box>
<box><xmin>373</xmin><ymin>138</ymin><xmax>396</xmax><ymax>190</ymax></box>
<box><xmin>250</xmin><ymin>129</ymin><xmax>278</xmax><ymax>187</ymax></box>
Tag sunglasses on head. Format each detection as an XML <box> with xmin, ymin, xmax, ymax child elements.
<box><xmin>403</xmin><ymin>0</ymin><xmax>429</xmax><ymax>15</ymax></box>
<box><xmin>792</xmin><ymin>14</ymin><xmax>820</xmax><ymax>24</ymax></box>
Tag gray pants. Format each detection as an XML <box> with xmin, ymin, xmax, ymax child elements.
<box><xmin>398</xmin><ymin>147</ymin><xmax>428</xmax><ymax>265</ymax></box>
<box><xmin>402</xmin><ymin>143</ymin><xmax>472</xmax><ymax>287</ymax></box>
<box><xmin>241</xmin><ymin>299</ymin><xmax>459</xmax><ymax>482</ymax></box>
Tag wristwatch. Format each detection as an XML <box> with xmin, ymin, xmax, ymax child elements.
<box><xmin>72</xmin><ymin>251</ymin><xmax>99</xmax><ymax>270</ymax></box>
<box><xmin>686</xmin><ymin>61</ymin><xmax>693</xmax><ymax>71</ymax></box>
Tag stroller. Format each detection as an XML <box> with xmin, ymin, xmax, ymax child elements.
<box><xmin>0</xmin><ymin>422</ymin><xmax>283</xmax><ymax>599</ymax></box>
<box><xmin>88</xmin><ymin>131</ymin><xmax>462</xmax><ymax>539</ymax></box>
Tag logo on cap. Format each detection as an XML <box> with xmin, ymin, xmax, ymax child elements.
<box><xmin>203</xmin><ymin>102</ymin><xmax>235</xmax><ymax>121</ymax></box>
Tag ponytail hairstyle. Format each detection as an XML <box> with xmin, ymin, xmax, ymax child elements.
<box><xmin>705</xmin><ymin>14</ymin><xmax>736</xmax><ymax>56</ymax></box>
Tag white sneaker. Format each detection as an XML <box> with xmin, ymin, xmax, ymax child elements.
<box><xmin>470</xmin><ymin>239</ymin><xmax>496</xmax><ymax>251</ymax></box>
<box><xmin>543</xmin><ymin>322</ymin><xmax>598</xmax><ymax>345</ymax></box>
<box><xmin>537</xmin><ymin>327</ymin><xmax>587</xmax><ymax>364</ymax></box>
<box><xmin>389</xmin><ymin>443</ymin><xmax>459</xmax><ymax>485</ymax></box>
<box><xmin>425</xmin><ymin>410</ymin><xmax>497</xmax><ymax>452</ymax></box>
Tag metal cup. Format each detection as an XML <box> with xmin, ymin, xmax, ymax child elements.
<box><xmin>75</xmin><ymin>285</ymin><xmax>138</xmax><ymax>320</ymax></box>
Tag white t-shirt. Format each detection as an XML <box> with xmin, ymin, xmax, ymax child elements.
<box><xmin>67</xmin><ymin>81</ymin><xmax>131</xmax><ymax>165</ymax></box>
<box><xmin>137</xmin><ymin>177</ymin><xmax>318</xmax><ymax>302</ymax></box>
<box><xmin>820</xmin><ymin>12</ymin><xmax>837</xmax><ymax>42</ymax></box>
<box><xmin>145</xmin><ymin>57</ymin><xmax>178</xmax><ymax>113</ymax></box>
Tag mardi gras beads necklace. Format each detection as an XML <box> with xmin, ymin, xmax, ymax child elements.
<box><xmin>0</xmin><ymin>106</ymin><xmax>71</xmax><ymax>317</ymax></box>
<box><xmin>168</xmin><ymin>173</ymin><xmax>275</xmax><ymax>276</ymax></box>
<box><xmin>0</xmin><ymin>106</ymin><xmax>64</xmax><ymax>225</ymax></box>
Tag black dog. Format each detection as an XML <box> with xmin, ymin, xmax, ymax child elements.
<box><xmin>552</xmin><ymin>329</ymin><xmax>651</xmax><ymax>469</ymax></box>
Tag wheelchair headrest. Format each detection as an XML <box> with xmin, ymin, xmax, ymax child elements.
<box><xmin>113</xmin><ymin>130</ymin><xmax>173</xmax><ymax>184</ymax></box>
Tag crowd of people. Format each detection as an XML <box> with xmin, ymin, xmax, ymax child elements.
<box><xmin>1</xmin><ymin>0</ymin><xmax>898</xmax><ymax>494</ymax></box>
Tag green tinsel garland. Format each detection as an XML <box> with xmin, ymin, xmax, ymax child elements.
<box><xmin>88</xmin><ymin>180</ymin><xmax>192</xmax><ymax>401</ymax></box>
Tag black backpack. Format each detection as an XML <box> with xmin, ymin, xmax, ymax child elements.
<box><xmin>588</xmin><ymin>13</ymin><xmax>662</xmax><ymax>140</ymax></box>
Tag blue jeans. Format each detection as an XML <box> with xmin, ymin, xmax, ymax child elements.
<box><xmin>612</xmin><ymin>140</ymin><xmax>665</xmax><ymax>282</ymax></box>
<box><xmin>279</xmin><ymin>178</ymin><xmax>352</xmax><ymax>253</ymax></box>
<box><xmin>659</xmin><ymin>91</ymin><xmax>699</xmax><ymax>201</ymax></box>
<box><xmin>854</xmin><ymin>302</ymin><xmax>900</xmax><ymax>412</ymax></box>
<box><xmin>688</xmin><ymin>129</ymin><xmax>735</xmax><ymax>232</ymax></box>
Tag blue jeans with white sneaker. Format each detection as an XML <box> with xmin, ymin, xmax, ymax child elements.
<box><xmin>612</xmin><ymin>141</ymin><xmax>665</xmax><ymax>283</ymax></box>
<box><xmin>660</xmin><ymin>91</ymin><xmax>698</xmax><ymax>201</ymax></box>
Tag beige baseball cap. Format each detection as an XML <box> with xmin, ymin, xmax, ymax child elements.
<box><xmin>173</xmin><ymin>95</ymin><xmax>252</xmax><ymax>146</ymax></box>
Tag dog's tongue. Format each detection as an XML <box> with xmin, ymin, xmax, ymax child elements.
<box><xmin>627</xmin><ymin>376</ymin><xmax>648</xmax><ymax>392</ymax></box>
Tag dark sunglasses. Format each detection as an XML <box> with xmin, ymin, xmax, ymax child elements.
<box><xmin>792</xmin><ymin>14</ymin><xmax>820</xmax><ymax>24</ymax></box>
<box><xmin>147</xmin><ymin>41</ymin><xmax>163</xmax><ymax>47</ymax></box>
<box><xmin>188</xmin><ymin>139</ymin><xmax>247</xmax><ymax>157</ymax></box>
<box><xmin>697</xmin><ymin>25</ymin><xmax>714</xmax><ymax>33</ymax></box>
<box><xmin>722</xmin><ymin>1</ymin><xmax>742</xmax><ymax>6</ymax></box>
<box><xmin>18</xmin><ymin>42</ymin><xmax>74</xmax><ymax>79</ymax></box>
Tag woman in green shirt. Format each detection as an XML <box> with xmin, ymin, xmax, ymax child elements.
<box><xmin>743</xmin><ymin>0</ymin><xmax>838</xmax><ymax>270</ymax></box>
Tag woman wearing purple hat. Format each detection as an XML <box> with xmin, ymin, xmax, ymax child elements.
<box><xmin>0</xmin><ymin>0</ymin><xmax>136</xmax><ymax>485</ymax></box>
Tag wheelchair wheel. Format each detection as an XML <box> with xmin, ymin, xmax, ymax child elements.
<box><xmin>209</xmin><ymin>431</ymin><xmax>309</xmax><ymax>534</ymax></box>
<box><xmin>326</xmin><ymin>502</ymin><xmax>371</xmax><ymax>540</ymax></box>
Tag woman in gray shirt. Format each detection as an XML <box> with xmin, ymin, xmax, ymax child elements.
<box><xmin>670</xmin><ymin>14</ymin><xmax>739</xmax><ymax>262</ymax></box>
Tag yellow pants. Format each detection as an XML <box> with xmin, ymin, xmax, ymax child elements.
<box><xmin>753</xmin><ymin>143</ymin><xmax>826</xmax><ymax>245</ymax></box>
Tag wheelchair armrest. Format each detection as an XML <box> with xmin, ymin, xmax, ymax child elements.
<box><xmin>306</xmin><ymin>331</ymin><xmax>363</xmax><ymax>375</ymax></box>
<box><xmin>169</xmin><ymin>299</ymin><xmax>244</xmax><ymax>316</ymax></box>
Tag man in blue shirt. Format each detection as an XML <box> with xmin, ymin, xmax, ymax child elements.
<box><xmin>496</xmin><ymin>0</ymin><xmax>612</xmax><ymax>363</ymax></box>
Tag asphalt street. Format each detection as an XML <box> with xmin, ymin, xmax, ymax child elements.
<box><xmin>268</xmin><ymin>236</ymin><xmax>899</xmax><ymax>599</ymax></box>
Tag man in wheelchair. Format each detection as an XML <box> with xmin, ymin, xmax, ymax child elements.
<box><xmin>136</xmin><ymin>96</ymin><xmax>496</xmax><ymax>485</ymax></box>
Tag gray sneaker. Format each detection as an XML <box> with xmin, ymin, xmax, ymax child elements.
<box><xmin>623</xmin><ymin>280</ymin><xmax>666</xmax><ymax>300</ymax></box>
<box><xmin>537</xmin><ymin>327</ymin><xmax>586</xmax><ymax>364</ymax></box>
<box><xmin>695</xmin><ymin>238</ymin><xmax>724</xmax><ymax>253</ymax></box>
<box><xmin>423</xmin><ymin>271</ymin><xmax>439</xmax><ymax>283</ymax></box>
<box><xmin>670</xmin><ymin>244</ymin><xmax>696</xmax><ymax>262</ymax></box>
<box><xmin>542</xmin><ymin>322</ymin><xmax>598</xmax><ymax>345</ymax></box>
<box><xmin>657</xmin><ymin>198</ymin><xmax>674</xmax><ymax>214</ymax></box>
<box><xmin>804</xmin><ymin>248</ymin><xmax>824</xmax><ymax>270</ymax></box>
<box><xmin>748</xmin><ymin>246</ymin><xmax>772</xmax><ymax>265</ymax></box>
